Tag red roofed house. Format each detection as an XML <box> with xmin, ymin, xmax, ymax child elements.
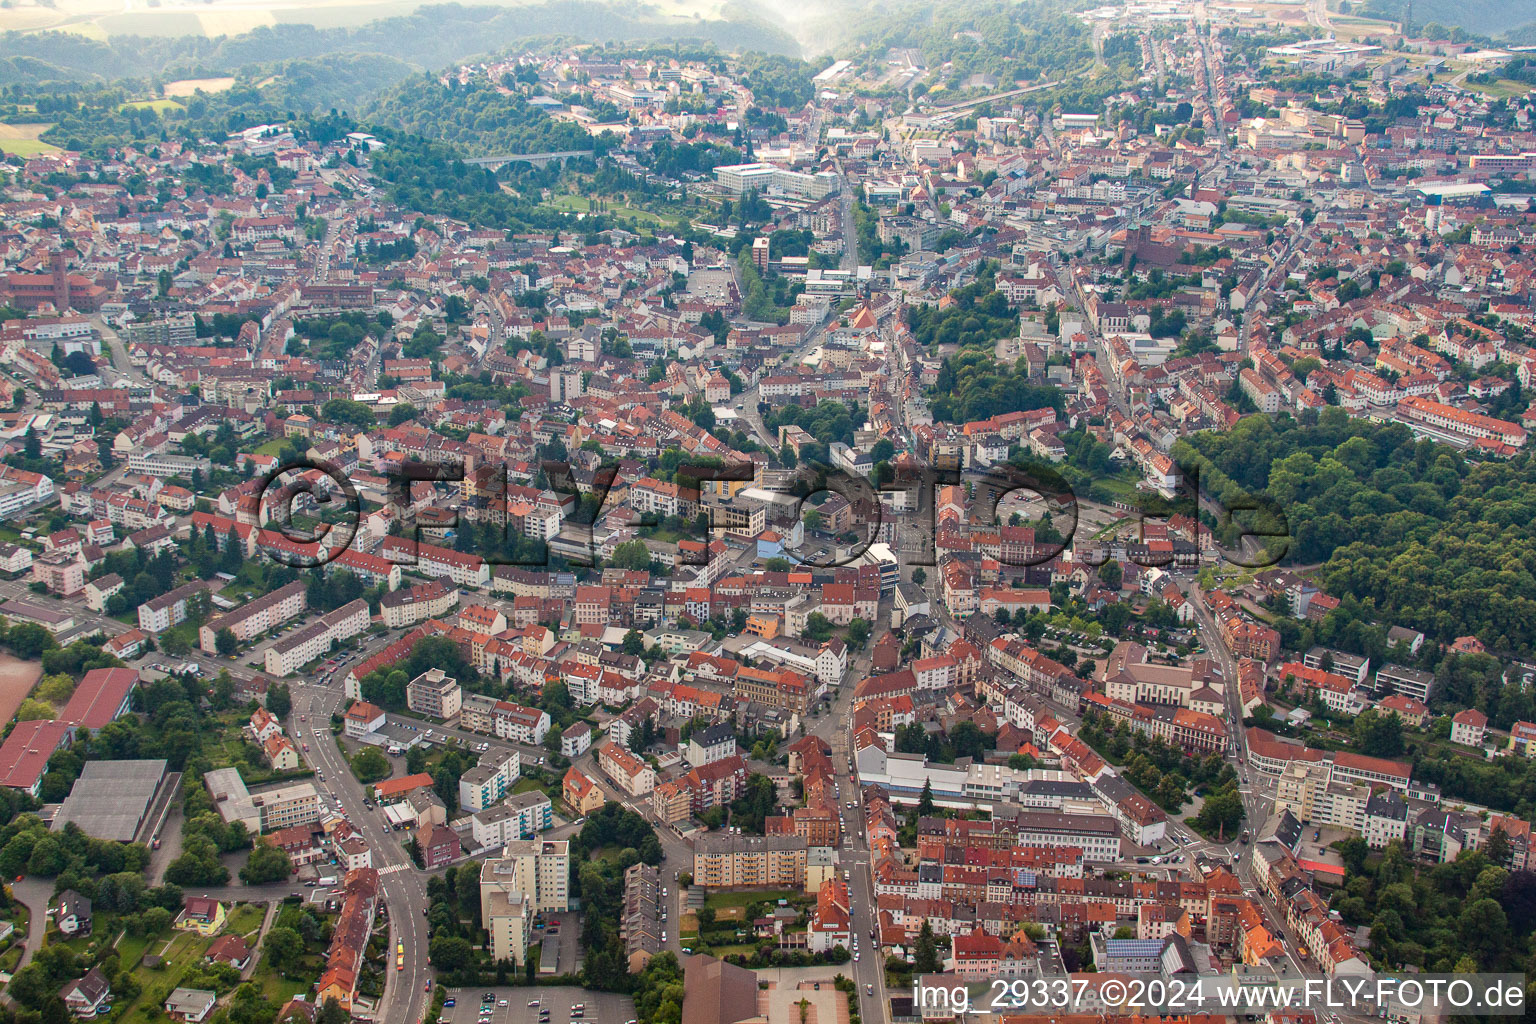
<box><xmin>563</xmin><ymin>767</ymin><xmax>607</xmax><ymax>816</ymax></box>
<box><xmin>421</xmin><ymin>824</ymin><xmax>462</xmax><ymax>869</ymax></box>
<box><xmin>1450</xmin><ymin>708</ymin><xmax>1488</xmax><ymax>748</ymax></box>
<box><xmin>806</xmin><ymin>878</ymin><xmax>850</xmax><ymax>953</ymax></box>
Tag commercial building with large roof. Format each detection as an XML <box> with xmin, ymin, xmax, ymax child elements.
<box><xmin>52</xmin><ymin>758</ymin><xmax>173</xmax><ymax>842</ymax></box>
<box><xmin>59</xmin><ymin>667</ymin><xmax>139</xmax><ymax>733</ymax></box>
<box><xmin>0</xmin><ymin>719</ymin><xmax>72</xmax><ymax>797</ymax></box>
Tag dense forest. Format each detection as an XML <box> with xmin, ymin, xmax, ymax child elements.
<box><xmin>930</xmin><ymin>350</ymin><xmax>1063</xmax><ymax>425</ymax></box>
<box><xmin>1177</xmin><ymin>410</ymin><xmax>1536</xmax><ymax>654</ymax></box>
<box><xmin>0</xmin><ymin>2</ymin><xmax>798</xmax><ymax>90</ymax></box>
<box><xmin>1358</xmin><ymin>0</ymin><xmax>1535</xmax><ymax>39</ymax></box>
<box><xmin>842</xmin><ymin>0</ymin><xmax>1094</xmax><ymax>87</ymax></box>
<box><xmin>1331</xmin><ymin>841</ymin><xmax>1536</xmax><ymax>976</ymax></box>
<box><xmin>17</xmin><ymin>83</ymin><xmax>359</xmax><ymax>154</ymax></box>
<box><xmin>366</xmin><ymin>77</ymin><xmax>596</xmax><ymax>156</ymax></box>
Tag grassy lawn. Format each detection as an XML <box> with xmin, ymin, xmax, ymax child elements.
<box><xmin>691</xmin><ymin>942</ymin><xmax>758</xmax><ymax>957</ymax></box>
<box><xmin>512</xmin><ymin>777</ymin><xmax>549</xmax><ymax>797</ymax></box>
<box><xmin>703</xmin><ymin>890</ymin><xmax>801</xmax><ymax>911</ymax></box>
<box><xmin>538</xmin><ymin>192</ymin><xmax>672</xmax><ymax>226</ymax></box>
<box><xmin>1470</xmin><ymin>79</ymin><xmax>1534</xmax><ymax>100</ymax></box>
<box><xmin>0</xmin><ymin>943</ymin><xmax>22</xmax><ymax>973</ymax></box>
<box><xmin>1090</xmin><ymin>474</ymin><xmax>1143</xmax><ymax>501</ymax></box>
<box><xmin>251</xmin><ymin>438</ymin><xmax>290</xmax><ymax>457</ymax></box>
<box><xmin>120</xmin><ymin>930</ymin><xmax>215</xmax><ymax>1020</ymax></box>
<box><xmin>250</xmin><ymin>955</ymin><xmax>312</xmax><ymax>1005</ymax></box>
<box><xmin>114</xmin><ymin>930</ymin><xmax>153</xmax><ymax>968</ymax></box>
<box><xmin>224</xmin><ymin>903</ymin><xmax>266</xmax><ymax>938</ymax></box>
<box><xmin>0</xmin><ymin>123</ymin><xmax>60</xmax><ymax>156</ymax></box>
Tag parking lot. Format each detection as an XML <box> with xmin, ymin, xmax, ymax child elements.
<box><xmin>440</xmin><ymin>987</ymin><xmax>635</xmax><ymax>1024</ymax></box>
<box><xmin>534</xmin><ymin>912</ymin><xmax>583</xmax><ymax>977</ymax></box>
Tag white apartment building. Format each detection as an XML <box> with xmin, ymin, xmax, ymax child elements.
<box><xmin>470</xmin><ymin>791</ymin><xmax>553</xmax><ymax>850</ymax></box>
<box><xmin>264</xmin><ymin>599</ymin><xmax>369</xmax><ymax>676</ymax></box>
<box><xmin>485</xmin><ymin>889</ymin><xmax>532</xmax><ymax>966</ymax></box>
<box><xmin>479</xmin><ymin>839</ymin><xmax>570</xmax><ymax>917</ymax></box>
<box><xmin>126</xmin><ymin>452</ymin><xmax>211</xmax><ymax>477</ymax></box>
<box><xmin>458</xmin><ymin>749</ymin><xmax>520</xmax><ymax>813</ymax></box>
<box><xmin>712</xmin><ymin>162</ymin><xmax>839</xmax><ymax>200</ymax></box>
<box><xmin>406</xmin><ymin>668</ymin><xmax>462</xmax><ymax>720</ymax></box>
<box><xmin>198</xmin><ymin>580</ymin><xmax>306</xmax><ymax>652</ymax></box>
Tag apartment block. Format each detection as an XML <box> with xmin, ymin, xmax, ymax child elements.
<box><xmin>479</xmin><ymin>839</ymin><xmax>570</xmax><ymax>917</ymax></box>
<box><xmin>198</xmin><ymin>580</ymin><xmax>306</xmax><ymax>652</ymax></box>
<box><xmin>458</xmin><ymin>748</ymin><xmax>520</xmax><ymax>813</ymax></box>
<box><xmin>138</xmin><ymin>580</ymin><xmax>216</xmax><ymax>633</ymax></box>
<box><xmin>264</xmin><ymin>599</ymin><xmax>370</xmax><ymax>676</ymax></box>
<box><xmin>470</xmin><ymin>791</ymin><xmax>553</xmax><ymax>850</ymax></box>
<box><xmin>406</xmin><ymin>668</ymin><xmax>461</xmax><ymax>720</ymax></box>
<box><xmin>692</xmin><ymin>833</ymin><xmax>808</xmax><ymax>889</ymax></box>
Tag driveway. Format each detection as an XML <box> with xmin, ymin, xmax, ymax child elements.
<box><xmin>9</xmin><ymin>876</ymin><xmax>53</xmax><ymax>971</ymax></box>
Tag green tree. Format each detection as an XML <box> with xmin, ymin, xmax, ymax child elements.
<box><xmin>240</xmin><ymin>840</ymin><xmax>292</xmax><ymax>884</ymax></box>
<box><xmin>913</xmin><ymin>920</ymin><xmax>941</xmax><ymax>973</ymax></box>
<box><xmin>263</xmin><ymin>927</ymin><xmax>304</xmax><ymax>971</ymax></box>
<box><xmin>1353</xmin><ymin>710</ymin><xmax>1405</xmax><ymax>758</ymax></box>
<box><xmin>918</xmin><ymin>778</ymin><xmax>935</xmax><ymax>816</ymax></box>
<box><xmin>215</xmin><ymin>628</ymin><xmax>238</xmax><ymax>657</ymax></box>
<box><xmin>6</xmin><ymin>623</ymin><xmax>57</xmax><ymax>660</ymax></box>
<box><xmin>429</xmin><ymin>934</ymin><xmax>474</xmax><ymax>972</ymax></box>
<box><xmin>351</xmin><ymin>746</ymin><xmax>390</xmax><ymax>783</ymax></box>
<box><xmin>609</xmin><ymin>540</ymin><xmax>653</xmax><ymax>572</ymax></box>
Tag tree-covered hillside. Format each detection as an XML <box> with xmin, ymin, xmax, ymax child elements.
<box><xmin>364</xmin><ymin>78</ymin><xmax>595</xmax><ymax>156</ymax></box>
<box><xmin>1360</xmin><ymin>0</ymin><xmax>1536</xmax><ymax>39</ymax></box>
<box><xmin>840</xmin><ymin>0</ymin><xmax>1096</xmax><ymax>91</ymax></box>
<box><xmin>1177</xmin><ymin>409</ymin><xmax>1536</xmax><ymax>654</ymax></box>
<box><xmin>0</xmin><ymin>2</ymin><xmax>799</xmax><ymax>91</ymax></box>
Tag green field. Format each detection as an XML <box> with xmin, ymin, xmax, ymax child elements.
<box><xmin>252</xmin><ymin>437</ymin><xmax>291</xmax><ymax>456</ymax></box>
<box><xmin>512</xmin><ymin>777</ymin><xmax>549</xmax><ymax>797</ymax></box>
<box><xmin>0</xmin><ymin>123</ymin><xmax>60</xmax><ymax>157</ymax></box>
<box><xmin>114</xmin><ymin>930</ymin><xmax>154</xmax><ymax>968</ymax></box>
<box><xmin>1469</xmin><ymin>79</ymin><xmax>1534</xmax><ymax>100</ymax></box>
<box><xmin>224</xmin><ymin>903</ymin><xmax>266</xmax><ymax>938</ymax></box>
<box><xmin>703</xmin><ymin>890</ymin><xmax>802</xmax><ymax>911</ymax></box>
<box><xmin>119</xmin><ymin>930</ymin><xmax>216</xmax><ymax>1021</ymax></box>
<box><xmin>539</xmin><ymin>192</ymin><xmax>671</xmax><ymax>227</ymax></box>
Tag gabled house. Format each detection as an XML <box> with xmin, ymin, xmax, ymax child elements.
<box><xmin>176</xmin><ymin>897</ymin><xmax>225</xmax><ymax>936</ymax></box>
<box><xmin>206</xmin><ymin>934</ymin><xmax>252</xmax><ymax>970</ymax></box>
<box><xmin>59</xmin><ymin>966</ymin><xmax>111</xmax><ymax>1018</ymax></box>
<box><xmin>165</xmin><ymin>988</ymin><xmax>217</xmax><ymax>1023</ymax></box>
<box><xmin>55</xmin><ymin>890</ymin><xmax>91</xmax><ymax>937</ymax></box>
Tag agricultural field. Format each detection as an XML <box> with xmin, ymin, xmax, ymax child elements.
<box><xmin>0</xmin><ymin>124</ymin><xmax>60</xmax><ymax>157</ymax></box>
<box><xmin>121</xmin><ymin>99</ymin><xmax>186</xmax><ymax>114</ymax></box>
<box><xmin>164</xmin><ymin>78</ymin><xmax>237</xmax><ymax>97</ymax></box>
<box><xmin>1469</xmin><ymin>78</ymin><xmax>1535</xmax><ymax>99</ymax></box>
